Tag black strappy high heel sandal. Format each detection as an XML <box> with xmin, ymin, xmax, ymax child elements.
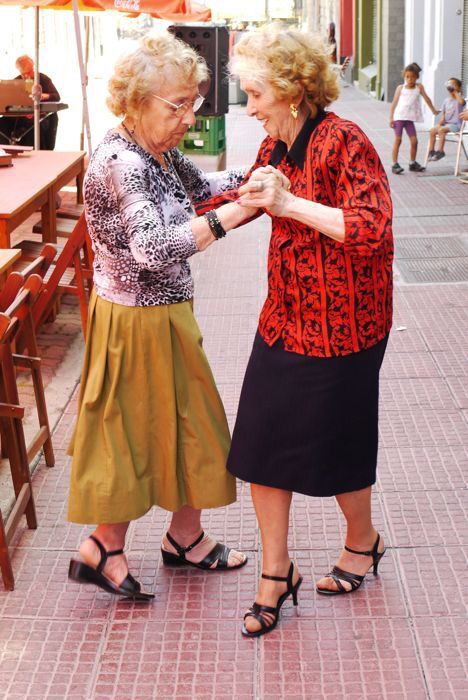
<box><xmin>316</xmin><ymin>533</ymin><xmax>385</xmax><ymax>596</ymax></box>
<box><xmin>68</xmin><ymin>534</ymin><xmax>154</xmax><ymax>601</ymax></box>
<box><xmin>161</xmin><ymin>531</ymin><xmax>248</xmax><ymax>571</ymax></box>
<box><xmin>242</xmin><ymin>562</ymin><xmax>303</xmax><ymax>638</ymax></box>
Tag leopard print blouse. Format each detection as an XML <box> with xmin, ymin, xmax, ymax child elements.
<box><xmin>84</xmin><ymin>131</ymin><xmax>244</xmax><ymax>306</ymax></box>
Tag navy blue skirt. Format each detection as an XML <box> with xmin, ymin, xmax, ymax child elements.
<box><xmin>227</xmin><ymin>332</ymin><xmax>388</xmax><ymax>497</ymax></box>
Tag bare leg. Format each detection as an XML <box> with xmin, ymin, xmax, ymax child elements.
<box><xmin>162</xmin><ymin>505</ymin><xmax>246</xmax><ymax>567</ymax></box>
<box><xmin>409</xmin><ymin>135</ymin><xmax>418</xmax><ymax>161</ymax></box>
<box><xmin>437</xmin><ymin>126</ymin><xmax>449</xmax><ymax>151</ymax></box>
<box><xmin>244</xmin><ymin>484</ymin><xmax>300</xmax><ymax>633</ymax></box>
<box><xmin>392</xmin><ymin>136</ymin><xmax>402</xmax><ymax>163</ymax></box>
<box><xmin>428</xmin><ymin>126</ymin><xmax>438</xmax><ymax>151</ymax></box>
<box><xmin>316</xmin><ymin>486</ymin><xmax>384</xmax><ymax>592</ymax></box>
<box><xmin>79</xmin><ymin>522</ymin><xmax>130</xmax><ymax>585</ymax></box>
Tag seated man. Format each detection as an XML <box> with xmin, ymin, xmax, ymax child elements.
<box><xmin>0</xmin><ymin>55</ymin><xmax>60</xmax><ymax>149</ymax></box>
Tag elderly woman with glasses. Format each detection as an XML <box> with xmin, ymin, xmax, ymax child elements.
<box><xmin>67</xmin><ymin>32</ymin><xmax>254</xmax><ymax>599</ymax></box>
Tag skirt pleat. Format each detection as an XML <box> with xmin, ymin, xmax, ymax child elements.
<box><xmin>68</xmin><ymin>292</ymin><xmax>235</xmax><ymax>524</ymax></box>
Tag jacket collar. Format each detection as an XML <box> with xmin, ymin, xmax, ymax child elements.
<box><xmin>269</xmin><ymin>109</ymin><xmax>327</xmax><ymax>170</ymax></box>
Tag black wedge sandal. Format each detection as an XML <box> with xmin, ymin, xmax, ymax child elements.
<box><xmin>68</xmin><ymin>534</ymin><xmax>154</xmax><ymax>601</ymax></box>
<box><xmin>316</xmin><ymin>533</ymin><xmax>385</xmax><ymax>596</ymax></box>
<box><xmin>242</xmin><ymin>562</ymin><xmax>303</xmax><ymax>638</ymax></box>
<box><xmin>161</xmin><ymin>531</ymin><xmax>248</xmax><ymax>571</ymax></box>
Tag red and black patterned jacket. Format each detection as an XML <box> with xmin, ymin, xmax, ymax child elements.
<box><xmin>196</xmin><ymin>111</ymin><xmax>393</xmax><ymax>358</ymax></box>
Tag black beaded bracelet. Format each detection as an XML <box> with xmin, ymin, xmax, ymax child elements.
<box><xmin>204</xmin><ymin>209</ymin><xmax>227</xmax><ymax>239</ymax></box>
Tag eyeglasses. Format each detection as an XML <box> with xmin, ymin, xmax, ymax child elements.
<box><xmin>153</xmin><ymin>93</ymin><xmax>205</xmax><ymax>117</ymax></box>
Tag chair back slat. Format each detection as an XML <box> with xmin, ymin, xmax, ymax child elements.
<box><xmin>0</xmin><ymin>272</ymin><xmax>24</xmax><ymax>312</ymax></box>
<box><xmin>20</xmin><ymin>244</ymin><xmax>57</xmax><ymax>280</ymax></box>
<box><xmin>32</xmin><ymin>214</ymin><xmax>91</xmax><ymax>335</ymax></box>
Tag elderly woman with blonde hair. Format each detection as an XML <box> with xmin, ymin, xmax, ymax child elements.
<box><xmin>67</xmin><ymin>32</ymin><xmax>254</xmax><ymax>599</ymax></box>
<box><xmin>201</xmin><ymin>27</ymin><xmax>393</xmax><ymax>636</ymax></box>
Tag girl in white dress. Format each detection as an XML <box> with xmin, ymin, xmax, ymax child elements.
<box><xmin>389</xmin><ymin>63</ymin><xmax>438</xmax><ymax>174</ymax></box>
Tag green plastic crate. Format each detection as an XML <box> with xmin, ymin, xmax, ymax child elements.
<box><xmin>179</xmin><ymin>115</ymin><xmax>226</xmax><ymax>155</ymax></box>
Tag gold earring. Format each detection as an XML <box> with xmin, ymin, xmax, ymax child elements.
<box><xmin>290</xmin><ymin>103</ymin><xmax>298</xmax><ymax>119</ymax></box>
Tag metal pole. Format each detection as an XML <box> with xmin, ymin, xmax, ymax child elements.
<box><xmin>80</xmin><ymin>16</ymin><xmax>90</xmax><ymax>151</ymax></box>
<box><xmin>34</xmin><ymin>6</ymin><xmax>40</xmax><ymax>149</ymax></box>
<box><xmin>72</xmin><ymin>0</ymin><xmax>92</xmax><ymax>154</ymax></box>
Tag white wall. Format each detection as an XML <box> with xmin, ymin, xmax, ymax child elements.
<box><xmin>405</xmin><ymin>0</ymin><xmax>464</xmax><ymax>128</ymax></box>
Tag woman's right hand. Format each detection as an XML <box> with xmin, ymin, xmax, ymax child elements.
<box><xmin>237</xmin><ymin>168</ymin><xmax>294</xmax><ymax>218</ymax></box>
<box><xmin>250</xmin><ymin>165</ymin><xmax>291</xmax><ymax>191</ymax></box>
<box><xmin>389</xmin><ymin>120</ymin><xmax>394</xmax><ymax>128</ymax></box>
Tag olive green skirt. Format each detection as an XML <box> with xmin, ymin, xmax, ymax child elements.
<box><xmin>67</xmin><ymin>292</ymin><xmax>235</xmax><ymax>524</ymax></box>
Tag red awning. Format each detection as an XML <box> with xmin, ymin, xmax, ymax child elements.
<box><xmin>0</xmin><ymin>0</ymin><xmax>211</xmax><ymax>21</ymax></box>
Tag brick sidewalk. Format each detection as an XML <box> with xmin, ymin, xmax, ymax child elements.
<box><xmin>0</xmin><ymin>86</ymin><xmax>467</xmax><ymax>699</ymax></box>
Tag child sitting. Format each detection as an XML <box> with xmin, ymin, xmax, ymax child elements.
<box><xmin>428</xmin><ymin>78</ymin><xmax>466</xmax><ymax>161</ymax></box>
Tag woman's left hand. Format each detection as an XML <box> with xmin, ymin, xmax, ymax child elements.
<box><xmin>237</xmin><ymin>167</ymin><xmax>294</xmax><ymax>217</ymax></box>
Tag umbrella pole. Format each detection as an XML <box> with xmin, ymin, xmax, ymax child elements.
<box><xmin>72</xmin><ymin>0</ymin><xmax>92</xmax><ymax>154</ymax></box>
<box><xmin>34</xmin><ymin>6</ymin><xmax>40</xmax><ymax>149</ymax></box>
<box><xmin>80</xmin><ymin>16</ymin><xmax>90</xmax><ymax>152</ymax></box>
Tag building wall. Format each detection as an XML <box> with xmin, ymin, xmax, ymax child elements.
<box><xmin>380</xmin><ymin>0</ymin><xmax>405</xmax><ymax>102</ymax></box>
<box><xmin>405</xmin><ymin>0</ymin><xmax>465</xmax><ymax>127</ymax></box>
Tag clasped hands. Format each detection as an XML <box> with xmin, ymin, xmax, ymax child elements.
<box><xmin>237</xmin><ymin>166</ymin><xmax>293</xmax><ymax>217</ymax></box>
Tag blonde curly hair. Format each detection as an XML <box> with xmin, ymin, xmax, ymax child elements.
<box><xmin>231</xmin><ymin>26</ymin><xmax>339</xmax><ymax>110</ymax></box>
<box><xmin>107</xmin><ymin>32</ymin><xmax>209</xmax><ymax>117</ymax></box>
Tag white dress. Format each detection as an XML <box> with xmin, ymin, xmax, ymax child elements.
<box><xmin>394</xmin><ymin>85</ymin><xmax>424</xmax><ymax>122</ymax></box>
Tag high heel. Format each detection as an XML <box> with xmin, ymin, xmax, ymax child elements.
<box><xmin>68</xmin><ymin>535</ymin><xmax>154</xmax><ymax>601</ymax></box>
<box><xmin>316</xmin><ymin>533</ymin><xmax>385</xmax><ymax>596</ymax></box>
<box><xmin>242</xmin><ymin>562</ymin><xmax>303</xmax><ymax>638</ymax></box>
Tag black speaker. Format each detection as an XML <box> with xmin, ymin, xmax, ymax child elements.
<box><xmin>169</xmin><ymin>25</ymin><xmax>229</xmax><ymax>116</ymax></box>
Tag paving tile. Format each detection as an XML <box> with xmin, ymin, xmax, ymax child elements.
<box><xmin>419</xmin><ymin>325</ymin><xmax>468</xmax><ymax>352</ymax></box>
<box><xmin>382</xmin><ymin>491</ymin><xmax>467</xmax><ymax>547</ymax></box>
<box><xmin>380</xmin><ymin>377</ymin><xmax>458</xmax><ymax>411</ymax></box>
<box><xmin>402</xmin><ymin>286</ymin><xmax>468</xmax><ymax>312</ymax></box>
<box><xmin>94</xmin><ymin>620</ymin><xmax>255</xmax><ymax>699</ymax></box>
<box><xmin>377</xmin><ymin>445</ymin><xmax>468</xmax><ymax>491</ymax></box>
<box><xmin>386</xmin><ymin>327</ymin><xmax>427</xmax><ymax>353</ymax></box>
<box><xmin>113</xmin><ymin>551</ymin><xmax>258</xmax><ymax>624</ymax></box>
<box><xmin>380</xmin><ymin>352</ymin><xmax>441</xmax><ymax>379</ymax></box>
<box><xmin>260</xmin><ymin>618</ymin><xmax>427</xmax><ymax>699</ymax></box>
<box><xmin>413</xmin><ymin>618</ymin><xmax>468</xmax><ymax>700</ymax></box>
<box><xmin>0</xmin><ymin>619</ymin><xmax>105</xmax><ymax>699</ymax></box>
<box><xmin>289</xmin><ymin>492</ymin><xmax>390</xmax><ymax>549</ymax></box>
<box><xmin>431</xmin><ymin>348</ymin><xmax>468</xmax><ymax>377</ymax></box>
<box><xmin>0</xmin><ymin>548</ymin><xmax>116</xmax><ymax>619</ymax></box>
<box><xmin>285</xmin><ymin>548</ymin><xmax>407</xmax><ymax>621</ymax></box>
<box><xmin>446</xmin><ymin>376</ymin><xmax>468</xmax><ymax>408</ymax></box>
<box><xmin>397</xmin><ymin>546</ymin><xmax>467</xmax><ymax>617</ymax></box>
<box><xmin>379</xmin><ymin>409</ymin><xmax>468</xmax><ymax>448</ymax></box>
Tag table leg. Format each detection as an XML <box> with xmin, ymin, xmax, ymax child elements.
<box><xmin>0</xmin><ymin>221</ymin><xmax>10</xmax><ymax>249</ymax></box>
<box><xmin>76</xmin><ymin>168</ymin><xmax>84</xmax><ymax>204</ymax></box>
<box><xmin>41</xmin><ymin>187</ymin><xmax>57</xmax><ymax>244</ymax></box>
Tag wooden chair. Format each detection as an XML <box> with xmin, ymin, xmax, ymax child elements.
<box><xmin>30</xmin><ymin>198</ymin><xmax>84</xmax><ymax>236</ymax></box>
<box><xmin>0</xmin><ymin>399</ymin><xmax>36</xmax><ymax>591</ymax></box>
<box><xmin>12</xmin><ymin>243</ymin><xmax>57</xmax><ymax>278</ymax></box>
<box><xmin>32</xmin><ymin>217</ymin><xmax>76</xmax><ymax>238</ymax></box>
<box><xmin>339</xmin><ymin>56</ymin><xmax>351</xmax><ymax>83</ymax></box>
<box><xmin>26</xmin><ymin>215</ymin><xmax>93</xmax><ymax>337</ymax></box>
<box><xmin>57</xmin><ymin>202</ymin><xmax>84</xmax><ymax>221</ymax></box>
<box><xmin>0</xmin><ymin>275</ymin><xmax>54</xmax><ymax>468</ymax></box>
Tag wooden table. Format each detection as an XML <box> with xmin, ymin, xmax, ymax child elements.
<box><xmin>0</xmin><ymin>150</ymin><xmax>85</xmax><ymax>248</ymax></box>
<box><xmin>0</xmin><ymin>249</ymin><xmax>21</xmax><ymax>286</ymax></box>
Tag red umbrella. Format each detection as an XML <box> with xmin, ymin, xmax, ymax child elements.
<box><xmin>0</xmin><ymin>0</ymin><xmax>211</xmax><ymax>150</ymax></box>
